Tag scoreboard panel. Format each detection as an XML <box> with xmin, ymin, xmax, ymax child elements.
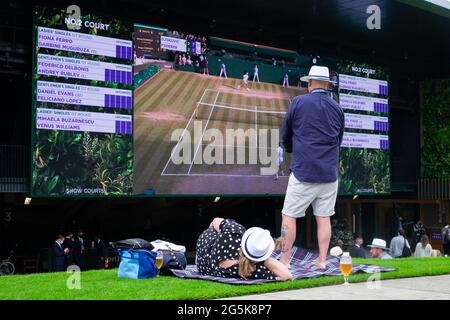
<box><xmin>134</xmin><ymin>24</ymin><xmax>167</xmax><ymax>59</ymax></box>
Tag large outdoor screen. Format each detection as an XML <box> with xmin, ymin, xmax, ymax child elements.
<box><xmin>31</xmin><ymin>5</ymin><xmax>390</xmax><ymax>196</ymax></box>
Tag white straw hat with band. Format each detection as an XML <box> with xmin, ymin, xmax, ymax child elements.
<box><xmin>367</xmin><ymin>238</ymin><xmax>389</xmax><ymax>250</ymax></box>
<box><xmin>241</xmin><ymin>227</ymin><xmax>275</xmax><ymax>262</ymax></box>
<box><xmin>300</xmin><ymin>65</ymin><xmax>331</xmax><ymax>83</ymax></box>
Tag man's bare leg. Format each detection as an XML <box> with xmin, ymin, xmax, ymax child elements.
<box><xmin>315</xmin><ymin>216</ymin><xmax>331</xmax><ymax>269</ymax></box>
<box><xmin>280</xmin><ymin>214</ymin><xmax>296</xmax><ymax>266</ymax></box>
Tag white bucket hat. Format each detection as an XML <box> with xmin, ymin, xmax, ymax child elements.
<box><xmin>241</xmin><ymin>227</ymin><xmax>275</xmax><ymax>262</ymax></box>
<box><xmin>367</xmin><ymin>238</ymin><xmax>388</xmax><ymax>250</ymax></box>
<box><xmin>300</xmin><ymin>65</ymin><xmax>331</xmax><ymax>83</ymax></box>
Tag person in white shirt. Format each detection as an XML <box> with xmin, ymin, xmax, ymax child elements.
<box><xmin>219</xmin><ymin>62</ymin><xmax>227</xmax><ymax>78</ymax></box>
<box><xmin>237</xmin><ymin>72</ymin><xmax>249</xmax><ymax>91</ymax></box>
<box><xmin>274</xmin><ymin>143</ymin><xmax>284</xmax><ymax>180</ymax></box>
<box><xmin>253</xmin><ymin>64</ymin><xmax>259</xmax><ymax>83</ymax></box>
<box><xmin>414</xmin><ymin>234</ymin><xmax>432</xmax><ymax>257</ymax></box>
<box><xmin>389</xmin><ymin>229</ymin><xmax>411</xmax><ymax>258</ymax></box>
<box><xmin>282</xmin><ymin>73</ymin><xmax>289</xmax><ymax>87</ymax></box>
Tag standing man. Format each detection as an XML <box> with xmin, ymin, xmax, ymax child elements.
<box><xmin>253</xmin><ymin>64</ymin><xmax>259</xmax><ymax>83</ymax></box>
<box><xmin>442</xmin><ymin>222</ymin><xmax>450</xmax><ymax>256</ymax></box>
<box><xmin>52</xmin><ymin>234</ymin><xmax>68</xmax><ymax>272</ymax></box>
<box><xmin>413</xmin><ymin>220</ymin><xmax>426</xmax><ymax>244</ymax></box>
<box><xmin>389</xmin><ymin>229</ymin><xmax>411</xmax><ymax>258</ymax></box>
<box><xmin>63</xmin><ymin>232</ymin><xmax>75</xmax><ymax>267</ymax></box>
<box><xmin>94</xmin><ymin>235</ymin><xmax>108</xmax><ymax>269</ymax></box>
<box><xmin>73</xmin><ymin>230</ymin><xmax>86</xmax><ymax>270</ymax></box>
<box><xmin>279</xmin><ymin>65</ymin><xmax>345</xmax><ymax>269</ymax></box>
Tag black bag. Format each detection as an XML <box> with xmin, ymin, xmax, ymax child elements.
<box><xmin>111</xmin><ymin>238</ymin><xmax>154</xmax><ymax>251</ymax></box>
<box><xmin>158</xmin><ymin>251</ymin><xmax>187</xmax><ymax>275</ymax></box>
<box><xmin>401</xmin><ymin>238</ymin><xmax>412</xmax><ymax>257</ymax></box>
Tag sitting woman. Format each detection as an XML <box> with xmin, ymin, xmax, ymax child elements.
<box><xmin>413</xmin><ymin>234</ymin><xmax>432</xmax><ymax>257</ymax></box>
<box><xmin>196</xmin><ymin>217</ymin><xmax>293</xmax><ymax>281</ymax></box>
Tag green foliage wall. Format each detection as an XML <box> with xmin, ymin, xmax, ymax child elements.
<box><xmin>421</xmin><ymin>79</ymin><xmax>450</xmax><ymax>178</ymax></box>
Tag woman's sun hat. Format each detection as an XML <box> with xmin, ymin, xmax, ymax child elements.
<box><xmin>300</xmin><ymin>65</ymin><xmax>331</xmax><ymax>83</ymax></box>
<box><xmin>367</xmin><ymin>238</ymin><xmax>388</xmax><ymax>250</ymax></box>
<box><xmin>330</xmin><ymin>246</ymin><xmax>343</xmax><ymax>257</ymax></box>
<box><xmin>241</xmin><ymin>227</ymin><xmax>275</xmax><ymax>262</ymax></box>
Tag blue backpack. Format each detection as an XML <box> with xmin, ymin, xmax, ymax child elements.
<box><xmin>117</xmin><ymin>249</ymin><xmax>159</xmax><ymax>279</ymax></box>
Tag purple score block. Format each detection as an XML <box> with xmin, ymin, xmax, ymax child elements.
<box><xmin>116</xmin><ymin>46</ymin><xmax>121</xmax><ymax>59</ymax></box>
<box><xmin>115</xmin><ymin>95</ymin><xmax>121</xmax><ymax>108</ymax></box>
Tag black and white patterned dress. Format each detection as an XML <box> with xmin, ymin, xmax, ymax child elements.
<box><xmin>196</xmin><ymin>219</ymin><xmax>276</xmax><ymax>280</ymax></box>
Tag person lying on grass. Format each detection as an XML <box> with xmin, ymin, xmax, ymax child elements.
<box><xmin>196</xmin><ymin>217</ymin><xmax>293</xmax><ymax>281</ymax></box>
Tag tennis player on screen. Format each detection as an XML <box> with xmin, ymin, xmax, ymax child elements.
<box><xmin>274</xmin><ymin>142</ymin><xmax>284</xmax><ymax>180</ymax></box>
<box><xmin>237</xmin><ymin>72</ymin><xmax>250</xmax><ymax>91</ymax></box>
<box><xmin>253</xmin><ymin>64</ymin><xmax>259</xmax><ymax>83</ymax></box>
<box><xmin>219</xmin><ymin>61</ymin><xmax>227</xmax><ymax>78</ymax></box>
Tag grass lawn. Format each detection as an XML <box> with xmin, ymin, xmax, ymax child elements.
<box><xmin>0</xmin><ymin>257</ymin><xmax>449</xmax><ymax>300</ymax></box>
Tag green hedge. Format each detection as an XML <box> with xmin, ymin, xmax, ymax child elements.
<box><xmin>133</xmin><ymin>65</ymin><xmax>161</xmax><ymax>89</ymax></box>
<box><xmin>422</xmin><ymin>78</ymin><xmax>450</xmax><ymax>178</ymax></box>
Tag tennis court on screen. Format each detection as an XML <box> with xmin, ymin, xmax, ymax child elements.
<box><xmin>160</xmin><ymin>88</ymin><xmax>291</xmax><ymax>178</ymax></box>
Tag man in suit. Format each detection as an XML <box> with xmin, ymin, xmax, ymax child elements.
<box><xmin>73</xmin><ymin>230</ymin><xmax>86</xmax><ymax>270</ymax></box>
<box><xmin>94</xmin><ymin>235</ymin><xmax>108</xmax><ymax>269</ymax></box>
<box><xmin>63</xmin><ymin>232</ymin><xmax>75</xmax><ymax>267</ymax></box>
<box><xmin>349</xmin><ymin>237</ymin><xmax>368</xmax><ymax>258</ymax></box>
<box><xmin>52</xmin><ymin>234</ymin><xmax>68</xmax><ymax>272</ymax></box>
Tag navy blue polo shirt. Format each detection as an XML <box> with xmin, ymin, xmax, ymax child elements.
<box><xmin>281</xmin><ymin>89</ymin><xmax>345</xmax><ymax>183</ymax></box>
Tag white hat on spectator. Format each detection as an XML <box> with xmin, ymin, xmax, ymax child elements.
<box><xmin>330</xmin><ymin>246</ymin><xmax>343</xmax><ymax>257</ymax></box>
<box><xmin>241</xmin><ymin>227</ymin><xmax>275</xmax><ymax>262</ymax></box>
<box><xmin>367</xmin><ymin>238</ymin><xmax>388</xmax><ymax>250</ymax></box>
<box><xmin>300</xmin><ymin>65</ymin><xmax>331</xmax><ymax>82</ymax></box>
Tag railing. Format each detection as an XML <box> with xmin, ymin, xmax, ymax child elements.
<box><xmin>418</xmin><ymin>178</ymin><xmax>450</xmax><ymax>200</ymax></box>
<box><xmin>0</xmin><ymin>144</ymin><xmax>29</xmax><ymax>192</ymax></box>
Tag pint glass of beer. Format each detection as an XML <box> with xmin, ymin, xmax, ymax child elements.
<box><xmin>155</xmin><ymin>251</ymin><xmax>164</xmax><ymax>276</ymax></box>
<box><xmin>339</xmin><ymin>252</ymin><xmax>352</xmax><ymax>285</ymax></box>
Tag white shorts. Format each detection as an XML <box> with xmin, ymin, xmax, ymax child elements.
<box><xmin>282</xmin><ymin>173</ymin><xmax>338</xmax><ymax>218</ymax></box>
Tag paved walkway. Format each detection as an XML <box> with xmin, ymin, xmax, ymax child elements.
<box><xmin>220</xmin><ymin>275</ymin><xmax>450</xmax><ymax>300</ymax></box>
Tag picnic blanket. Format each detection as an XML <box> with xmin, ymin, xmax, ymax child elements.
<box><xmin>170</xmin><ymin>246</ymin><xmax>396</xmax><ymax>284</ymax></box>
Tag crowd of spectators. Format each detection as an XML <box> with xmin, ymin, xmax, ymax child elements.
<box><xmin>331</xmin><ymin>219</ymin><xmax>450</xmax><ymax>259</ymax></box>
<box><xmin>51</xmin><ymin>230</ymin><xmax>109</xmax><ymax>272</ymax></box>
